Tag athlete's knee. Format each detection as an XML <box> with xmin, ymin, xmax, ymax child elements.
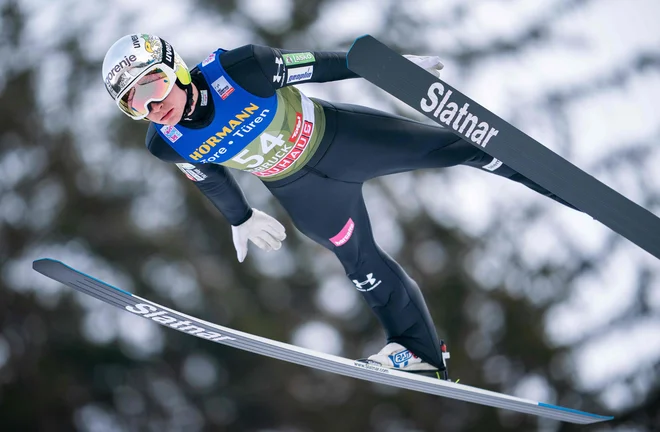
<box><xmin>334</xmin><ymin>241</ymin><xmax>375</xmax><ymax>275</ymax></box>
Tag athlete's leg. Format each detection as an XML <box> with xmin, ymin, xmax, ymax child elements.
<box><xmin>313</xmin><ymin>103</ymin><xmax>577</xmax><ymax>209</ymax></box>
<box><xmin>459</xmin><ymin>147</ymin><xmax>578</xmax><ymax>209</ymax></box>
<box><xmin>266</xmin><ymin>173</ymin><xmax>446</xmax><ymax>369</ymax></box>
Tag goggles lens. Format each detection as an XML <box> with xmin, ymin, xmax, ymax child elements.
<box><xmin>118</xmin><ymin>68</ymin><xmax>175</xmax><ymax>119</ymax></box>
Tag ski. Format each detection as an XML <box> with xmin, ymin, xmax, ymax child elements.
<box><xmin>33</xmin><ymin>258</ymin><xmax>612</xmax><ymax>424</ymax></box>
<box><xmin>346</xmin><ymin>35</ymin><xmax>660</xmax><ymax>261</ymax></box>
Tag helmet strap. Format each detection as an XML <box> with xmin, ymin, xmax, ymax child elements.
<box><xmin>176</xmin><ymin>80</ymin><xmax>195</xmax><ymax>118</ymax></box>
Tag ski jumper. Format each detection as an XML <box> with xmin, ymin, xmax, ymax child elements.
<box><xmin>146</xmin><ymin>44</ymin><xmax>575</xmax><ymax>369</ymax></box>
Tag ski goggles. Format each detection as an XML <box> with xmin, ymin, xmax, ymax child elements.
<box><xmin>116</xmin><ymin>64</ymin><xmax>178</xmax><ymax>120</ymax></box>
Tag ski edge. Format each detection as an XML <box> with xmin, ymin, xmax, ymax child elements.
<box><xmin>538</xmin><ymin>402</ymin><xmax>613</xmax><ymax>421</ymax></box>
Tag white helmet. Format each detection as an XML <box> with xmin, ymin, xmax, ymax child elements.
<box><xmin>102</xmin><ymin>34</ymin><xmax>191</xmax><ymax>119</ymax></box>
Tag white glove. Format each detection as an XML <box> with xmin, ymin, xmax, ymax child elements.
<box><xmin>403</xmin><ymin>54</ymin><xmax>444</xmax><ymax>78</ymax></box>
<box><xmin>231</xmin><ymin>208</ymin><xmax>286</xmax><ymax>262</ymax></box>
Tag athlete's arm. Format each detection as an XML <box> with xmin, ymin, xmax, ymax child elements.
<box><xmin>219</xmin><ymin>44</ymin><xmax>359</xmax><ymax>97</ymax></box>
<box><xmin>146</xmin><ymin>125</ymin><xmax>253</xmax><ymax>226</ymax></box>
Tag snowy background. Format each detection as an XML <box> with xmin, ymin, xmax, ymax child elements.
<box><xmin>1</xmin><ymin>0</ymin><xmax>659</xmax><ymax>430</ymax></box>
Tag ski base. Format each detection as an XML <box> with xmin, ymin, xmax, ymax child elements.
<box><xmin>346</xmin><ymin>34</ymin><xmax>660</xmax><ymax>261</ymax></box>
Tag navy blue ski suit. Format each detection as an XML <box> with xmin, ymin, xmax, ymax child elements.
<box><xmin>145</xmin><ymin>44</ymin><xmax>574</xmax><ymax>369</ymax></box>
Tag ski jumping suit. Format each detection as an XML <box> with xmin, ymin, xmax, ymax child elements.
<box><xmin>146</xmin><ymin>45</ymin><xmax>575</xmax><ymax>369</ymax></box>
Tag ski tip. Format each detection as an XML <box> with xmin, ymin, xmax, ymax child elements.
<box><xmin>32</xmin><ymin>258</ymin><xmax>64</xmax><ymax>273</ymax></box>
<box><xmin>537</xmin><ymin>402</ymin><xmax>614</xmax><ymax>422</ymax></box>
<box><xmin>32</xmin><ymin>258</ymin><xmax>136</xmax><ymax>297</ymax></box>
<box><xmin>349</xmin><ymin>34</ymin><xmax>373</xmax><ymax>46</ymax></box>
<box><xmin>347</xmin><ymin>34</ymin><xmax>375</xmax><ymax>66</ymax></box>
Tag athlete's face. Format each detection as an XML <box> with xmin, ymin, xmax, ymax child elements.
<box><xmin>145</xmin><ymin>84</ymin><xmax>187</xmax><ymax>126</ymax></box>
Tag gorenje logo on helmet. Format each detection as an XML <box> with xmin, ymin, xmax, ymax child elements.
<box><xmin>105</xmin><ymin>54</ymin><xmax>138</xmax><ymax>86</ymax></box>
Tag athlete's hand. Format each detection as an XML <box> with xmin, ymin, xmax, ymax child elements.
<box><xmin>231</xmin><ymin>209</ymin><xmax>286</xmax><ymax>262</ymax></box>
<box><xmin>403</xmin><ymin>55</ymin><xmax>444</xmax><ymax>78</ymax></box>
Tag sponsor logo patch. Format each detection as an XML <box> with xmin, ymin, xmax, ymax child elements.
<box><xmin>330</xmin><ymin>218</ymin><xmax>355</xmax><ymax>247</ymax></box>
<box><xmin>482</xmin><ymin>157</ymin><xmax>502</xmax><ymax>171</ymax></box>
<box><xmin>390</xmin><ymin>350</ymin><xmax>414</xmax><ymax>368</ymax></box>
<box><xmin>189</xmin><ymin>104</ymin><xmax>270</xmax><ymax>163</ymax></box>
<box><xmin>211</xmin><ymin>76</ymin><xmax>234</xmax><ymax>100</ymax></box>
<box><xmin>286</xmin><ymin>66</ymin><xmax>313</xmax><ymax>84</ymax></box>
<box><xmin>352</xmin><ymin>273</ymin><xmax>382</xmax><ymax>292</ymax></box>
<box><xmin>273</xmin><ymin>56</ymin><xmax>285</xmax><ymax>86</ymax></box>
<box><xmin>175</xmin><ymin>163</ymin><xmax>208</xmax><ymax>182</ymax></box>
<box><xmin>289</xmin><ymin>112</ymin><xmax>303</xmax><ymax>143</ymax></box>
<box><xmin>202</xmin><ymin>52</ymin><xmax>216</xmax><ymax>67</ymax></box>
<box><xmin>161</xmin><ymin>125</ymin><xmax>183</xmax><ymax>143</ymax></box>
<box><xmin>283</xmin><ymin>52</ymin><xmax>315</xmax><ymax>66</ymax></box>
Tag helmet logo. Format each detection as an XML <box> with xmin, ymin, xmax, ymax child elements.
<box><xmin>142</xmin><ymin>34</ymin><xmax>155</xmax><ymax>53</ymax></box>
<box><xmin>164</xmin><ymin>42</ymin><xmax>173</xmax><ymax>64</ymax></box>
<box><xmin>105</xmin><ymin>54</ymin><xmax>137</xmax><ymax>86</ymax></box>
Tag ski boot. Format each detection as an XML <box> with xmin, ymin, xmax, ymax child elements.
<box><xmin>357</xmin><ymin>340</ymin><xmax>451</xmax><ymax>380</ymax></box>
